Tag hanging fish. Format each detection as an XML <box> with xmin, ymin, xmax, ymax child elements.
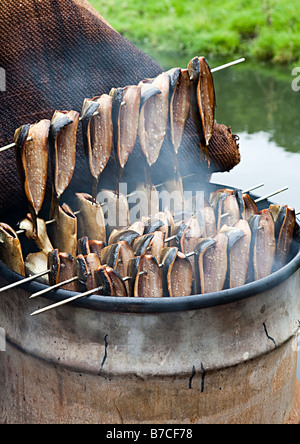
<box><xmin>100</xmin><ymin>241</ymin><xmax>134</xmax><ymax>283</ymax></box>
<box><xmin>95</xmin><ymin>265</ymin><xmax>128</xmax><ymax>297</ymax></box>
<box><xmin>50</xmin><ymin>203</ymin><xmax>77</xmax><ymax>258</ymax></box>
<box><xmin>14</xmin><ymin>119</ymin><xmax>50</xmax><ymax>234</ymax></box>
<box><xmin>242</xmin><ymin>194</ymin><xmax>258</xmax><ymax>220</ymax></box>
<box><xmin>127</xmin><ymin>255</ymin><xmax>163</xmax><ymax>298</ymax></box>
<box><xmin>132</xmin><ymin>231</ymin><xmax>165</xmax><ymax>263</ymax></box>
<box><xmin>0</xmin><ymin>223</ymin><xmax>25</xmax><ymax>276</ymax></box>
<box><xmin>159</xmin><ymin>247</ymin><xmax>193</xmax><ymax>297</ymax></box>
<box><xmin>198</xmin><ymin>232</ymin><xmax>228</xmax><ymax>294</ymax></box>
<box><xmin>77</xmin><ymin>236</ymin><xmax>106</xmax><ymax>260</ymax></box>
<box><xmin>47</xmin><ymin>249</ymin><xmax>61</xmax><ymax>286</ymax></box>
<box><xmin>193</xmin><ymin>237</ymin><xmax>217</xmax><ymax>294</ymax></box>
<box><xmin>73</xmin><ymin>254</ymin><xmax>89</xmax><ymax>293</ymax></box>
<box><xmin>77</xmin><ymin>236</ymin><xmax>90</xmax><ymax>256</ymax></box>
<box><xmin>142</xmin><ymin>216</ymin><xmax>165</xmax><ymax>234</ymax></box>
<box><xmin>81</xmin><ymin>95</ymin><xmax>113</xmax><ymax>201</ymax></box>
<box><xmin>49</xmin><ymin>110</ymin><xmax>79</xmax><ymax>218</ymax></box>
<box><xmin>59</xmin><ymin>252</ymin><xmax>77</xmax><ymax>291</ymax></box>
<box><xmin>269</xmin><ymin>204</ymin><xmax>296</xmax><ymax>269</ymax></box>
<box><xmin>167</xmin><ymin>68</ymin><xmax>191</xmax><ymax>154</ymax></box>
<box><xmin>25</xmin><ymin>252</ymin><xmax>49</xmax><ymax>284</ymax></box>
<box><xmin>75</xmin><ymin>193</ymin><xmax>106</xmax><ymax>243</ymax></box>
<box><xmin>47</xmin><ymin>249</ymin><xmax>77</xmax><ymax>291</ymax></box>
<box><xmin>110</xmin><ymin>85</ymin><xmax>141</xmax><ymax>170</ymax></box>
<box><xmin>108</xmin><ymin>228</ymin><xmax>140</xmax><ymax>246</ymax></box>
<box><xmin>229</xmin><ymin>219</ymin><xmax>251</xmax><ymax>288</ymax></box>
<box><xmin>138</xmin><ymin>72</ymin><xmax>170</xmax><ymax>167</ymax></box>
<box><xmin>249</xmin><ymin>210</ymin><xmax>276</xmax><ymax>281</ymax></box>
<box><xmin>210</xmin><ymin>190</ymin><xmax>240</xmax><ymax>231</ymax></box>
<box><xmin>220</xmin><ymin>224</ymin><xmax>248</xmax><ymax>288</ymax></box>
<box><xmin>201</xmin><ymin>204</ymin><xmax>217</xmax><ymax>238</ymax></box>
<box><xmin>88</xmin><ymin>240</ymin><xmax>106</xmax><ymax>260</ymax></box>
<box><xmin>19</xmin><ymin>214</ymin><xmax>53</xmax><ymax>254</ymax></box>
<box><xmin>187</xmin><ymin>56</ymin><xmax>216</xmax><ymax>150</ymax></box>
<box><xmin>84</xmin><ymin>253</ymin><xmax>101</xmax><ymax>291</ymax></box>
<box><xmin>154</xmin><ymin>210</ymin><xmax>175</xmax><ymax>238</ymax></box>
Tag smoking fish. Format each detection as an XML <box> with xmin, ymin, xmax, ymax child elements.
<box><xmin>14</xmin><ymin>119</ymin><xmax>50</xmax><ymax>233</ymax></box>
<box><xmin>75</xmin><ymin>193</ymin><xmax>106</xmax><ymax>243</ymax></box>
<box><xmin>138</xmin><ymin>72</ymin><xmax>170</xmax><ymax>166</ymax></box>
<box><xmin>199</xmin><ymin>232</ymin><xmax>228</xmax><ymax>294</ymax></box>
<box><xmin>269</xmin><ymin>204</ymin><xmax>296</xmax><ymax>269</ymax></box>
<box><xmin>49</xmin><ymin>110</ymin><xmax>79</xmax><ymax>216</ymax></box>
<box><xmin>249</xmin><ymin>209</ymin><xmax>276</xmax><ymax>281</ymax></box>
<box><xmin>127</xmin><ymin>255</ymin><xmax>163</xmax><ymax>298</ymax></box>
<box><xmin>159</xmin><ymin>247</ymin><xmax>193</xmax><ymax>297</ymax></box>
<box><xmin>0</xmin><ymin>223</ymin><xmax>25</xmax><ymax>276</ymax></box>
<box><xmin>81</xmin><ymin>95</ymin><xmax>113</xmax><ymax>200</ymax></box>
<box><xmin>168</xmin><ymin>68</ymin><xmax>191</xmax><ymax>154</ymax></box>
<box><xmin>50</xmin><ymin>203</ymin><xmax>77</xmax><ymax>258</ymax></box>
<box><xmin>188</xmin><ymin>56</ymin><xmax>216</xmax><ymax>148</ymax></box>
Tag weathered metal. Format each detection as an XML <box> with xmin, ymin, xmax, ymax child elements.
<box><xmin>0</xmin><ymin>183</ymin><xmax>299</xmax><ymax>424</ymax></box>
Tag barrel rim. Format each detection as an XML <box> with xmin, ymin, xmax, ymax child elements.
<box><xmin>1</xmin><ymin>182</ymin><xmax>299</xmax><ymax>314</ymax></box>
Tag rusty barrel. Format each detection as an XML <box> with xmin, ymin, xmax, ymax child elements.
<box><xmin>0</xmin><ymin>183</ymin><xmax>300</xmax><ymax>424</ymax></box>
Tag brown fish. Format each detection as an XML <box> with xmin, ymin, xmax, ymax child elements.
<box><xmin>19</xmin><ymin>214</ymin><xmax>53</xmax><ymax>254</ymax></box>
<box><xmin>251</xmin><ymin>210</ymin><xmax>276</xmax><ymax>281</ymax></box>
<box><xmin>128</xmin><ymin>255</ymin><xmax>163</xmax><ymax>298</ymax></box>
<box><xmin>138</xmin><ymin>72</ymin><xmax>170</xmax><ymax>166</ymax></box>
<box><xmin>110</xmin><ymin>85</ymin><xmax>141</xmax><ymax>169</ymax></box>
<box><xmin>84</xmin><ymin>252</ymin><xmax>101</xmax><ymax>291</ymax></box>
<box><xmin>14</xmin><ymin>119</ymin><xmax>50</xmax><ymax>233</ymax></box>
<box><xmin>49</xmin><ymin>110</ymin><xmax>79</xmax><ymax>217</ymax></box>
<box><xmin>81</xmin><ymin>95</ymin><xmax>113</xmax><ymax>200</ymax></box>
<box><xmin>159</xmin><ymin>247</ymin><xmax>193</xmax><ymax>297</ymax></box>
<box><xmin>201</xmin><ymin>232</ymin><xmax>228</xmax><ymax>293</ymax></box>
<box><xmin>269</xmin><ymin>204</ymin><xmax>296</xmax><ymax>269</ymax></box>
<box><xmin>0</xmin><ymin>223</ymin><xmax>25</xmax><ymax>276</ymax></box>
<box><xmin>75</xmin><ymin>193</ymin><xmax>106</xmax><ymax>243</ymax></box>
<box><xmin>168</xmin><ymin>68</ymin><xmax>191</xmax><ymax>154</ymax></box>
<box><xmin>50</xmin><ymin>203</ymin><xmax>77</xmax><ymax>258</ymax></box>
<box><xmin>188</xmin><ymin>56</ymin><xmax>216</xmax><ymax>148</ymax></box>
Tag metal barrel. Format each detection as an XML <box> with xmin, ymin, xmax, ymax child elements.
<box><xmin>0</xmin><ymin>183</ymin><xmax>300</xmax><ymax>424</ymax></box>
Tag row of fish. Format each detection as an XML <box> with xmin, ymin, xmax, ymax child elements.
<box><xmin>13</xmin><ymin>56</ymin><xmax>216</xmax><ymax>234</ymax></box>
<box><xmin>0</xmin><ymin>186</ymin><xmax>296</xmax><ymax>297</ymax></box>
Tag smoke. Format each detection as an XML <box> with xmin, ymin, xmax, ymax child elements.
<box><xmin>96</xmin><ymin>184</ymin><xmax>205</xmax><ymax>228</ymax></box>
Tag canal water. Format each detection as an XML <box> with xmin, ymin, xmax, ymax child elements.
<box><xmin>159</xmin><ymin>55</ymin><xmax>300</xmax><ymax>382</ymax></box>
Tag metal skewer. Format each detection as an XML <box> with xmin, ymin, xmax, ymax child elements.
<box><xmin>211</xmin><ymin>57</ymin><xmax>245</xmax><ymax>73</ymax></box>
<box><xmin>0</xmin><ymin>58</ymin><xmax>245</xmax><ymax>154</ymax></box>
<box><xmin>0</xmin><ymin>268</ymin><xmax>51</xmax><ymax>294</ymax></box>
<box><xmin>30</xmin><ymin>271</ymin><xmax>150</xmax><ymax>315</ymax></box>
<box><xmin>0</xmin><ymin>114</ymin><xmax>99</xmax><ymax>153</ymax></box>
<box><xmin>30</xmin><ymin>286</ymin><xmax>104</xmax><ymax>316</ymax></box>
<box><xmin>254</xmin><ymin>186</ymin><xmax>288</xmax><ymax>204</ymax></box>
<box><xmin>0</xmin><ymin>180</ymin><xmax>270</xmax><ymax>294</ymax></box>
<box><xmin>29</xmin><ymin>275</ymin><xmax>79</xmax><ymax>299</ymax></box>
<box><xmin>241</xmin><ymin>183</ymin><xmax>264</xmax><ymax>194</ymax></box>
<box><xmin>220</xmin><ymin>186</ymin><xmax>288</xmax><ymax>221</ymax></box>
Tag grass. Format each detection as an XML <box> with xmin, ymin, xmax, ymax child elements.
<box><xmin>89</xmin><ymin>0</ymin><xmax>300</xmax><ymax>66</ymax></box>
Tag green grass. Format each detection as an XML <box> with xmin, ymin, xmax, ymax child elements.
<box><xmin>90</xmin><ymin>0</ymin><xmax>300</xmax><ymax>66</ymax></box>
